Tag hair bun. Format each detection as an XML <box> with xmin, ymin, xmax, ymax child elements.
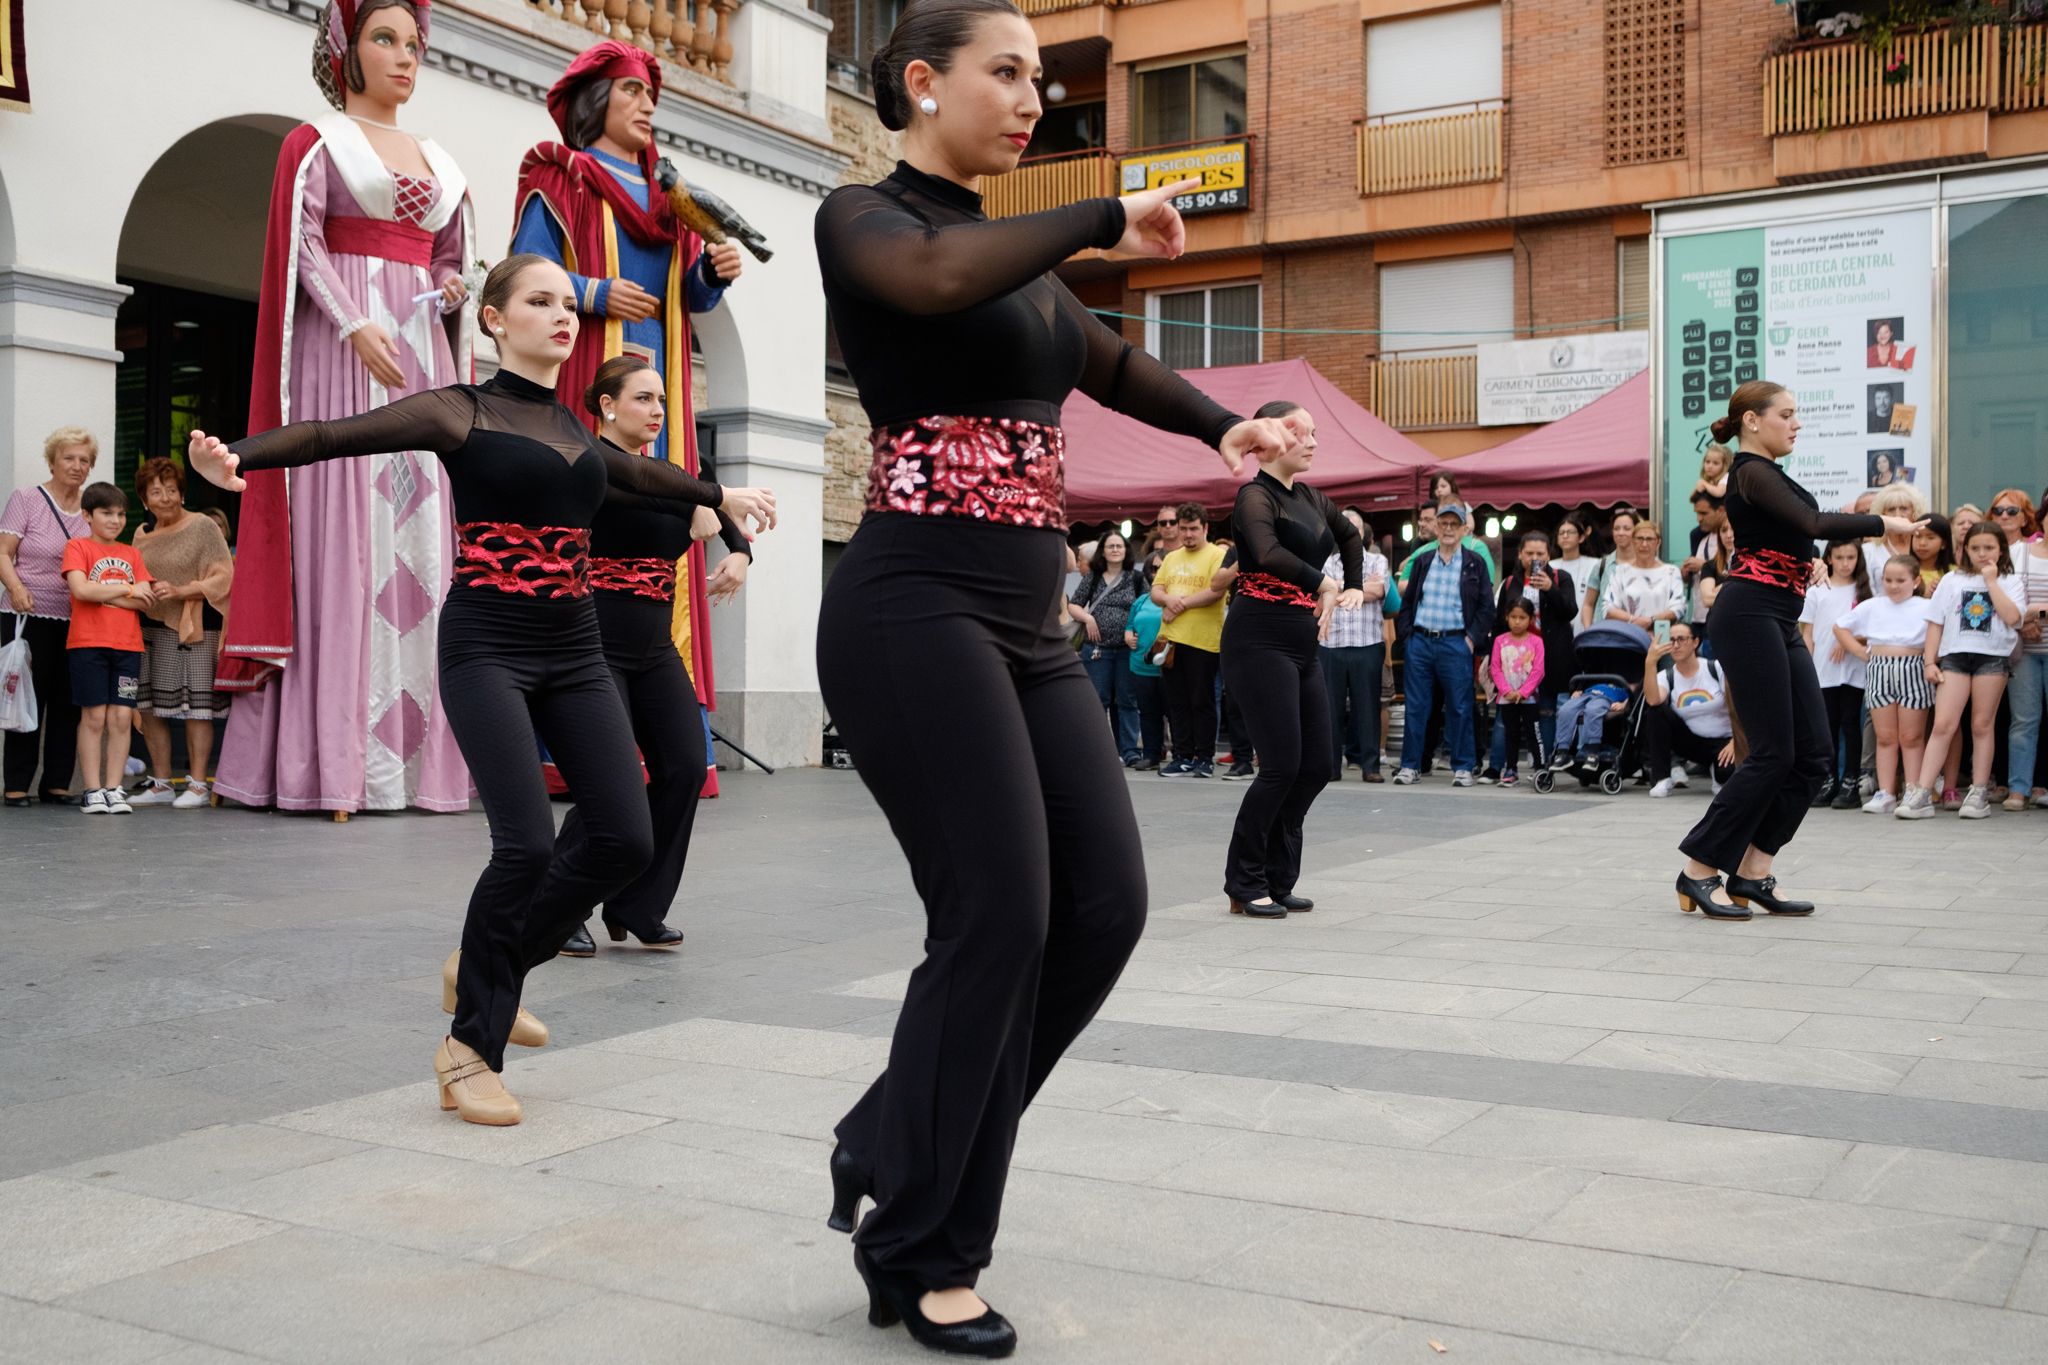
<box><xmin>1708</xmin><ymin>414</ymin><xmax>1739</xmax><ymax>444</ymax></box>
<box><xmin>871</xmin><ymin>50</ymin><xmax>908</xmax><ymax>131</ymax></box>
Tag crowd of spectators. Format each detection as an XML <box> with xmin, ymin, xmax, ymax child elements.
<box><xmin>1064</xmin><ymin>455</ymin><xmax>2048</xmax><ymax>821</ymax></box>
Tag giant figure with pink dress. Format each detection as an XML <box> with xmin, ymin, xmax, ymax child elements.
<box><xmin>215</xmin><ymin>0</ymin><xmax>473</xmax><ymax>815</ymax></box>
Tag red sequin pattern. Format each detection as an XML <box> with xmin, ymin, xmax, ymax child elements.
<box><xmin>1727</xmin><ymin>546</ymin><xmax>1808</xmax><ymax>592</ymax></box>
<box><xmin>1234</xmin><ymin>572</ymin><xmax>1318</xmax><ymax>610</ymax></box>
<box><xmin>866</xmin><ymin>415</ymin><xmax>1066</xmax><ymax>531</ymax></box>
<box><xmin>590</xmin><ymin>556</ymin><xmax>678</xmax><ymax>601</ymax></box>
<box><xmin>453</xmin><ymin>523</ymin><xmax>590</xmax><ymax>598</ymax></box>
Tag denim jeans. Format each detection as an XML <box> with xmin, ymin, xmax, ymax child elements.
<box><xmin>2010</xmin><ymin>651</ymin><xmax>2048</xmax><ymax>793</ymax></box>
<box><xmin>1320</xmin><ymin>643</ymin><xmax>1385</xmax><ymax>773</ymax></box>
<box><xmin>1128</xmin><ymin>669</ymin><xmax>1165</xmax><ymax>761</ymax></box>
<box><xmin>1082</xmin><ymin>644</ymin><xmax>1142</xmax><ymax>760</ymax></box>
<box><xmin>1399</xmin><ymin>633</ymin><xmax>1475</xmax><ymax>773</ymax></box>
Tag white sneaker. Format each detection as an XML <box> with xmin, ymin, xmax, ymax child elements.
<box><xmin>1862</xmin><ymin>790</ymin><xmax>1898</xmax><ymax>815</ymax></box>
<box><xmin>81</xmin><ymin>789</ymin><xmax>110</xmax><ymax>815</ymax></box>
<box><xmin>1668</xmin><ymin>765</ymin><xmax>1689</xmax><ymax>789</ymax></box>
<box><xmin>2033</xmin><ymin>788</ymin><xmax>2048</xmax><ymax>810</ymax></box>
<box><xmin>1392</xmin><ymin>768</ymin><xmax>1419</xmax><ymax>785</ymax></box>
<box><xmin>1858</xmin><ymin>773</ymin><xmax>1878</xmax><ymax>802</ymax></box>
<box><xmin>1895</xmin><ymin>785</ymin><xmax>1936</xmax><ymax>819</ymax></box>
<box><xmin>173</xmin><ymin>778</ymin><xmax>211</xmax><ymax>810</ymax></box>
<box><xmin>1451</xmin><ymin>770</ymin><xmax>1475</xmax><ymax>788</ymax></box>
<box><xmin>104</xmin><ymin>788</ymin><xmax>133</xmax><ymax>814</ymax></box>
<box><xmin>1649</xmin><ymin>778</ymin><xmax>1675</xmax><ymax>798</ymax></box>
<box><xmin>128</xmin><ymin>779</ymin><xmax>177</xmax><ymax>806</ymax></box>
<box><xmin>1958</xmin><ymin>785</ymin><xmax>1992</xmax><ymax>820</ymax></box>
<box><xmin>123</xmin><ymin>755</ymin><xmax>147</xmax><ymax>780</ymax></box>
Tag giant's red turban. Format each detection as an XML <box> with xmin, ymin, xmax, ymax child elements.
<box><xmin>546</xmin><ymin>41</ymin><xmax>665</xmax><ymax>141</ymax></box>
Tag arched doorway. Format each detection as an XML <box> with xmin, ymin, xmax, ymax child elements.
<box><xmin>114</xmin><ymin>115</ymin><xmax>294</xmax><ymax>520</ymax></box>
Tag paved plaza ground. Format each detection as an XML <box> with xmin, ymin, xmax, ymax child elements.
<box><xmin>2</xmin><ymin>766</ymin><xmax>2046</xmax><ymax>1363</ymax></box>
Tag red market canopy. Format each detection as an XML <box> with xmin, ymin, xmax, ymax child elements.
<box><xmin>1430</xmin><ymin>370</ymin><xmax>1651</xmax><ymax>510</ymax></box>
<box><xmin>1060</xmin><ymin>357</ymin><xmax>1434</xmax><ymax>523</ymax></box>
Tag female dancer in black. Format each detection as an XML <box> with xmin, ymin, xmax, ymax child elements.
<box><xmin>1220</xmin><ymin>402</ymin><xmax>1364</xmax><ymax>919</ymax></box>
<box><xmin>816</xmin><ymin>1</ymin><xmax>1286</xmax><ymax>1353</ymax></box>
<box><xmin>554</xmin><ymin>355</ymin><xmax>753</xmax><ymax>955</ymax></box>
<box><xmin>1674</xmin><ymin>381</ymin><xmax>1914</xmax><ymax>920</ymax></box>
<box><xmin>188</xmin><ymin>255</ymin><xmax>776</xmax><ymax>1124</ymax></box>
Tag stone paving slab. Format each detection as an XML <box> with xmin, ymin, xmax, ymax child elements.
<box><xmin>4</xmin><ymin>771</ymin><xmax>2046</xmax><ymax>1361</ymax></box>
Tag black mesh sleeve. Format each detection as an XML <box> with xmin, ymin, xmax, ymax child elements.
<box><xmin>593</xmin><ymin>439</ymin><xmax>723</xmax><ymax>512</ymax></box>
<box><xmin>1233</xmin><ymin>483</ymin><xmax>1327</xmax><ymax>594</ymax></box>
<box><xmin>229</xmin><ymin>388</ymin><xmax>474</xmax><ymax>469</ymax></box>
<box><xmin>1735</xmin><ymin>460</ymin><xmax>1886</xmax><ymax>541</ymax></box>
<box><xmin>1325</xmin><ymin>488</ymin><xmax>1365</xmax><ymax>591</ymax></box>
<box><xmin>714</xmin><ymin>509</ymin><xmax>751</xmax><ymax>558</ymax></box>
<box><xmin>816</xmin><ymin>187</ymin><xmax>1124</xmax><ymax>317</ymax></box>
<box><xmin>1060</xmin><ymin>284</ymin><xmax>1241</xmax><ymax>450</ymax></box>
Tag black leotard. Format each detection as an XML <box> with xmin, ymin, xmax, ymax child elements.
<box><xmin>1230</xmin><ymin>472</ymin><xmax>1365</xmax><ymax>607</ymax></box>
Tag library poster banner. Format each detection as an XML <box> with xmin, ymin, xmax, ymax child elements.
<box><xmin>1661</xmin><ymin>211</ymin><xmax>1932</xmax><ymax>547</ymax></box>
<box><xmin>0</xmin><ymin>0</ymin><xmax>28</xmax><ymax>111</ymax></box>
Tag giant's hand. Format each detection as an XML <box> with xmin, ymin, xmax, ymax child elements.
<box><xmin>188</xmin><ymin>431</ymin><xmax>245</xmax><ymax>493</ymax></box>
<box><xmin>348</xmin><ymin>323</ymin><xmax>406</xmax><ymax>390</ymax></box>
<box><xmin>718</xmin><ymin>485</ymin><xmax>778</xmax><ymax>536</ymax></box>
<box><xmin>605</xmin><ymin>279</ymin><xmax>661</xmax><ymax>322</ymax></box>
<box><xmin>1112</xmin><ymin>178</ymin><xmax>1201</xmax><ymax>261</ymax></box>
<box><xmin>704</xmin><ymin>243</ymin><xmax>744</xmax><ymax>286</ymax></box>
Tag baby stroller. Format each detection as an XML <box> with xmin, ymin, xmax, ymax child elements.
<box><xmin>1535</xmin><ymin>622</ymin><xmax>1652</xmax><ymax>796</ymax></box>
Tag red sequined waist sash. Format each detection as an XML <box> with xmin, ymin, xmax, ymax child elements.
<box><xmin>1234</xmin><ymin>572</ymin><xmax>1318</xmax><ymax>610</ymax></box>
<box><xmin>589</xmin><ymin>556</ymin><xmax>677</xmax><ymax>601</ymax></box>
<box><xmin>1726</xmin><ymin>546</ymin><xmax>1808</xmax><ymax>593</ymax></box>
<box><xmin>453</xmin><ymin>523</ymin><xmax>590</xmax><ymax>599</ymax></box>
<box><xmin>866</xmin><ymin>415</ymin><xmax>1066</xmax><ymax>531</ymax></box>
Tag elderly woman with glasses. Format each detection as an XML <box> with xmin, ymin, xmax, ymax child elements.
<box><xmin>1596</xmin><ymin>519</ymin><xmax>1686</xmax><ymax>631</ymax></box>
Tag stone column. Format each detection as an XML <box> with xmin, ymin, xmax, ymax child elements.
<box><xmin>698</xmin><ymin>404</ymin><xmax>831</xmax><ymax>770</ymax></box>
<box><xmin>0</xmin><ymin>269</ymin><xmax>131</xmax><ymax>489</ymax></box>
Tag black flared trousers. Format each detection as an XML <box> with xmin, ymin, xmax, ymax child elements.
<box><xmin>439</xmin><ymin>591</ymin><xmax>653</xmax><ymax>1072</ymax></box>
<box><xmin>1681</xmin><ymin>580</ymin><xmax>1829</xmax><ymax>872</ymax></box>
<box><xmin>819</xmin><ymin>514</ymin><xmax>1147</xmax><ymax>1291</ymax></box>
<box><xmin>556</xmin><ymin>591</ymin><xmax>709</xmax><ymax>937</ymax></box>
<box><xmin>1219</xmin><ymin>600</ymin><xmax>1332</xmax><ymax>901</ymax></box>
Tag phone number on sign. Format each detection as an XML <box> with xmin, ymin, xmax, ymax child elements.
<box><xmin>1172</xmin><ymin>187</ymin><xmax>1246</xmax><ymax>215</ymax></box>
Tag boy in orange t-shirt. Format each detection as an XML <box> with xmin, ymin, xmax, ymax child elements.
<box><xmin>63</xmin><ymin>482</ymin><xmax>156</xmax><ymax>814</ymax></box>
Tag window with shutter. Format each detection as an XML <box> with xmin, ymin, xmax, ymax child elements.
<box><xmin>1365</xmin><ymin>4</ymin><xmax>1501</xmax><ymax>120</ymax></box>
<box><xmin>1618</xmin><ymin>237</ymin><xmax>1650</xmax><ymax>329</ymax></box>
<box><xmin>1377</xmin><ymin>255</ymin><xmax>1514</xmax><ymax>356</ymax></box>
<box><xmin>1146</xmin><ymin>283</ymin><xmax>1262</xmax><ymax>369</ymax></box>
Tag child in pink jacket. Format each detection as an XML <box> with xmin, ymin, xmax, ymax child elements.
<box><xmin>1489</xmin><ymin>598</ymin><xmax>1546</xmax><ymax>787</ymax></box>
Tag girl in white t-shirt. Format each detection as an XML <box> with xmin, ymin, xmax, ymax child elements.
<box><xmin>1834</xmin><ymin>554</ymin><xmax>1931</xmax><ymax>814</ymax></box>
<box><xmin>1898</xmin><ymin>526</ymin><xmax>2027</xmax><ymax>820</ymax></box>
<box><xmin>1801</xmin><ymin>539</ymin><xmax>1872</xmax><ymax>809</ymax></box>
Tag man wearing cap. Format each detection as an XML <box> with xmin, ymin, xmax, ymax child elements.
<box><xmin>1392</xmin><ymin>503</ymin><xmax>1494</xmax><ymax>786</ymax></box>
<box><xmin>513</xmin><ymin>41</ymin><xmax>743</xmax><ymax>822</ymax></box>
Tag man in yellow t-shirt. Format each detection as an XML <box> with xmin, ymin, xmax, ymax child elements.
<box><xmin>1150</xmin><ymin>502</ymin><xmax>1228</xmax><ymax>777</ymax></box>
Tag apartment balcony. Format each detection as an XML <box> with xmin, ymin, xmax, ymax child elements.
<box><xmin>1366</xmin><ymin>351</ymin><xmax>1477</xmax><ymax>431</ymax></box>
<box><xmin>524</xmin><ymin>0</ymin><xmax>743</xmax><ymax>83</ymax></box>
<box><xmin>1356</xmin><ymin>102</ymin><xmax>1504</xmax><ymax>197</ymax></box>
<box><xmin>1763</xmin><ymin>22</ymin><xmax>2048</xmax><ymax>180</ymax></box>
<box><xmin>982</xmin><ymin>148</ymin><xmax>1120</xmax><ymax>220</ymax></box>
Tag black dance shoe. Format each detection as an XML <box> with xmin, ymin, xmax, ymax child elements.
<box><xmin>557</xmin><ymin>923</ymin><xmax>596</xmax><ymax>958</ymax></box>
<box><xmin>826</xmin><ymin>1142</ymin><xmax>871</xmax><ymax>1234</ymax></box>
<box><xmin>1725</xmin><ymin>875</ymin><xmax>1816</xmax><ymax>916</ymax></box>
<box><xmin>1674</xmin><ymin>871</ymin><xmax>1751</xmax><ymax>920</ymax></box>
<box><xmin>1228</xmin><ymin>898</ymin><xmax>1289</xmax><ymax>919</ymax></box>
<box><xmin>1275</xmin><ymin>893</ymin><xmax>1314</xmax><ymax>912</ymax></box>
<box><xmin>854</xmin><ymin>1247</ymin><xmax>1017</xmax><ymax>1358</ymax></box>
<box><xmin>604</xmin><ymin>920</ymin><xmax>685</xmax><ymax>949</ymax></box>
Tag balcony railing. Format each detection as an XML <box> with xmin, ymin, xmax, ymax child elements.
<box><xmin>1367</xmin><ymin>352</ymin><xmax>1477</xmax><ymax>430</ymax></box>
<box><xmin>524</xmin><ymin>0</ymin><xmax>741</xmax><ymax>83</ymax></box>
<box><xmin>1357</xmin><ymin>102</ymin><xmax>1504</xmax><ymax>197</ymax></box>
<box><xmin>1760</xmin><ymin>23</ymin><xmax>2048</xmax><ymax>135</ymax></box>
<box><xmin>981</xmin><ymin>148</ymin><xmax>1119</xmax><ymax>220</ymax></box>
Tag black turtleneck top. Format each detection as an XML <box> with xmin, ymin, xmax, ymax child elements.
<box><xmin>228</xmin><ymin>370</ymin><xmax>724</xmax><ymax>531</ymax></box>
<box><xmin>589</xmin><ymin>437</ymin><xmax>751</xmax><ymax>566</ymax></box>
<box><xmin>816</xmin><ymin>162</ymin><xmax>1242</xmax><ymax>447</ymax></box>
<box><xmin>1231</xmin><ymin>471</ymin><xmax>1364</xmax><ymax>607</ymax></box>
<box><xmin>1723</xmin><ymin>451</ymin><xmax>1883</xmax><ymax>598</ymax></box>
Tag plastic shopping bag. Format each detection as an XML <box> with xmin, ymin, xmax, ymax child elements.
<box><xmin>0</xmin><ymin>616</ymin><xmax>38</xmax><ymax>733</ymax></box>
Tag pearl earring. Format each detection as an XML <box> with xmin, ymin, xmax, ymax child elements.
<box><xmin>919</xmin><ymin>97</ymin><xmax>937</xmax><ymax>116</ymax></box>
<box><xmin>496</xmin><ymin>327</ymin><xmax>506</xmax><ymax>336</ymax></box>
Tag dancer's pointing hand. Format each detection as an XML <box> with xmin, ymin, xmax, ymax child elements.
<box><xmin>187</xmin><ymin>431</ymin><xmax>245</xmax><ymax>493</ymax></box>
<box><xmin>1113</xmin><ymin>178</ymin><xmax>1202</xmax><ymax>261</ymax></box>
<box><xmin>1216</xmin><ymin>416</ymin><xmax>1291</xmax><ymax>476</ymax></box>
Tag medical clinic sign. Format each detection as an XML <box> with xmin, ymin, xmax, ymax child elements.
<box><xmin>1119</xmin><ymin>141</ymin><xmax>1250</xmax><ymax>217</ymax></box>
<box><xmin>1476</xmin><ymin>332</ymin><xmax>1649</xmax><ymax>426</ymax></box>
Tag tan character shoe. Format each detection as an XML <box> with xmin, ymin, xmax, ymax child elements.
<box><xmin>441</xmin><ymin>950</ymin><xmax>548</xmax><ymax>1047</ymax></box>
<box><xmin>433</xmin><ymin>1036</ymin><xmax>522</xmax><ymax>1126</ymax></box>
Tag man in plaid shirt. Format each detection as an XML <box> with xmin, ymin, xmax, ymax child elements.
<box><xmin>1319</xmin><ymin>509</ymin><xmax>1390</xmax><ymax>781</ymax></box>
